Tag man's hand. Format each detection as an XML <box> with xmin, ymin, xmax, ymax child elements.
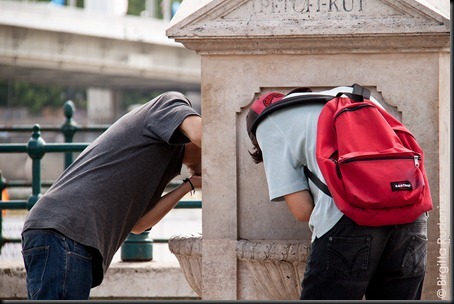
<box><xmin>188</xmin><ymin>174</ymin><xmax>202</xmax><ymax>189</ymax></box>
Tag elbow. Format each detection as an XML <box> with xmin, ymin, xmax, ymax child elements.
<box><xmin>190</xmin><ymin>134</ymin><xmax>202</xmax><ymax>148</ymax></box>
<box><xmin>294</xmin><ymin>213</ymin><xmax>311</xmax><ymax>222</ymax></box>
<box><xmin>291</xmin><ymin>209</ymin><xmax>312</xmax><ymax>222</ymax></box>
<box><xmin>284</xmin><ymin>190</ymin><xmax>314</xmax><ymax>223</ymax></box>
<box><xmin>131</xmin><ymin>223</ymin><xmax>148</xmax><ymax>234</ymax></box>
<box><xmin>131</xmin><ymin>227</ymin><xmax>143</xmax><ymax>235</ymax></box>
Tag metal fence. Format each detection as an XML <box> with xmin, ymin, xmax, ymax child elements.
<box><xmin>0</xmin><ymin>100</ymin><xmax>201</xmax><ymax>261</ymax></box>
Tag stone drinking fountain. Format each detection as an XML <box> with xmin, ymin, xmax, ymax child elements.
<box><xmin>167</xmin><ymin>0</ymin><xmax>450</xmax><ymax>300</ymax></box>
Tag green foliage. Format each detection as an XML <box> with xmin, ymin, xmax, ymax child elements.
<box><xmin>127</xmin><ymin>0</ymin><xmax>146</xmax><ymax>16</ymax></box>
<box><xmin>121</xmin><ymin>89</ymin><xmax>160</xmax><ymax>109</ymax></box>
<box><xmin>0</xmin><ymin>81</ymin><xmax>86</xmax><ymax>114</ymax></box>
<box><xmin>0</xmin><ymin>82</ymin><xmax>8</xmax><ymax>107</ymax></box>
<box><xmin>0</xmin><ymin>81</ymin><xmax>162</xmax><ymax>114</ymax></box>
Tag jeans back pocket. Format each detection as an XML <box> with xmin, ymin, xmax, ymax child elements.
<box><xmin>401</xmin><ymin>235</ymin><xmax>427</xmax><ymax>277</ymax></box>
<box><xmin>22</xmin><ymin>246</ymin><xmax>49</xmax><ymax>299</ymax></box>
<box><xmin>325</xmin><ymin>235</ymin><xmax>371</xmax><ymax>280</ymax></box>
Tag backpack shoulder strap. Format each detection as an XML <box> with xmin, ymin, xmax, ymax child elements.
<box><xmin>351</xmin><ymin>83</ymin><xmax>371</xmax><ymax>99</ymax></box>
<box><xmin>303</xmin><ymin>166</ymin><xmax>332</xmax><ymax>197</ymax></box>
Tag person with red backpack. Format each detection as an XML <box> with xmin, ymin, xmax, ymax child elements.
<box><xmin>246</xmin><ymin>85</ymin><xmax>430</xmax><ymax>300</ymax></box>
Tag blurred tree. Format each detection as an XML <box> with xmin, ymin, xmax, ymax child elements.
<box><xmin>122</xmin><ymin>88</ymin><xmax>160</xmax><ymax>109</ymax></box>
<box><xmin>0</xmin><ymin>81</ymin><xmax>163</xmax><ymax>115</ymax></box>
<box><xmin>127</xmin><ymin>0</ymin><xmax>145</xmax><ymax>16</ymax></box>
<box><xmin>0</xmin><ymin>81</ymin><xmax>86</xmax><ymax>114</ymax></box>
<box><xmin>0</xmin><ymin>82</ymin><xmax>8</xmax><ymax>107</ymax></box>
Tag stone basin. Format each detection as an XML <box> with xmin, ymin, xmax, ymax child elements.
<box><xmin>236</xmin><ymin>239</ymin><xmax>310</xmax><ymax>299</ymax></box>
<box><xmin>168</xmin><ymin>233</ymin><xmax>202</xmax><ymax>297</ymax></box>
<box><xmin>169</xmin><ymin>233</ymin><xmax>310</xmax><ymax>300</ymax></box>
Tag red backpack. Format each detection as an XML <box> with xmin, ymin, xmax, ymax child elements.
<box><xmin>246</xmin><ymin>84</ymin><xmax>433</xmax><ymax>226</ymax></box>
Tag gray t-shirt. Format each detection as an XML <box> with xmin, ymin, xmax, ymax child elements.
<box><xmin>22</xmin><ymin>91</ymin><xmax>199</xmax><ymax>285</ymax></box>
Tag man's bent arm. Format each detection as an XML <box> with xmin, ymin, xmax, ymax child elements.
<box><xmin>179</xmin><ymin>115</ymin><xmax>202</xmax><ymax>148</ymax></box>
<box><xmin>131</xmin><ymin>175</ymin><xmax>201</xmax><ymax>234</ymax></box>
<box><xmin>284</xmin><ymin>190</ymin><xmax>314</xmax><ymax>222</ymax></box>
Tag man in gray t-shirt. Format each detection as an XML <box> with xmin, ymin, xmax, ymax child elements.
<box><xmin>21</xmin><ymin>91</ymin><xmax>202</xmax><ymax>300</ymax></box>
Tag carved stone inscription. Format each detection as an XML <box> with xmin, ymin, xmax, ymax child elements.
<box><xmin>252</xmin><ymin>0</ymin><xmax>364</xmax><ymax>14</ymax></box>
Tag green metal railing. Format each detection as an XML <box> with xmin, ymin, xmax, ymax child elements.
<box><xmin>0</xmin><ymin>100</ymin><xmax>201</xmax><ymax>261</ymax></box>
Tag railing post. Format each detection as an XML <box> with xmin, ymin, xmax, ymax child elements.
<box><xmin>26</xmin><ymin>125</ymin><xmax>45</xmax><ymax>211</ymax></box>
<box><xmin>61</xmin><ymin>100</ymin><xmax>78</xmax><ymax>169</ymax></box>
<box><xmin>0</xmin><ymin>170</ymin><xmax>5</xmax><ymax>253</ymax></box>
<box><xmin>121</xmin><ymin>230</ymin><xmax>154</xmax><ymax>262</ymax></box>
<box><xmin>0</xmin><ymin>170</ymin><xmax>6</xmax><ymax>197</ymax></box>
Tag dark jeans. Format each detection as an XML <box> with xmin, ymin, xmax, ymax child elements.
<box><xmin>21</xmin><ymin>229</ymin><xmax>94</xmax><ymax>300</ymax></box>
<box><xmin>300</xmin><ymin>213</ymin><xmax>428</xmax><ymax>300</ymax></box>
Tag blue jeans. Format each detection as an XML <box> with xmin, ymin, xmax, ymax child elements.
<box><xmin>21</xmin><ymin>229</ymin><xmax>94</xmax><ymax>300</ymax></box>
<box><xmin>300</xmin><ymin>213</ymin><xmax>428</xmax><ymax>300</ymax></box>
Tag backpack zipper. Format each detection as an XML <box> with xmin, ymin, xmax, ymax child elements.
<box><xmin>332</xmin><ymin>155</ymin><xmax>421</xmax><ymax>178</ymax></box>
<box><xmin>334</xmin><ymin>103</ymin><xmax>373</xmax><ymax>120</ymax></box>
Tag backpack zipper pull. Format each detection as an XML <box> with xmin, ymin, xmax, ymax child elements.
<box><xmin>414</xmin><ymin>156</ymin><xmax>420</xmax><ymax>168</ymax></box>
<box><xmin>334</xmin><ymin>159</ymin><xmax>342</xmax><ymax>178</ymax></box>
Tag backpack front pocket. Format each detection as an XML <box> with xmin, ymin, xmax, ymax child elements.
<box><xmin>338</xmin><ymin>153</ymin><xmax>425</xmax><ymax>209</ymax></box>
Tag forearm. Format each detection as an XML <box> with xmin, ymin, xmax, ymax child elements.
<box><xmin>131</xmin><ymin>180</ymin><xmax>194</xmax><ymax>234</ymax></box>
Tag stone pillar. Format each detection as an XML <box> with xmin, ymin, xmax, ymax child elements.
<box><xmin>167</xmin><ymin>0</ymin><xmax>450</xmax><ymax>300</ymax></box>
<box><xmin>87</xmin><ymin>88</ymin><xmax>119</xmax><ymax>124</ymax></box>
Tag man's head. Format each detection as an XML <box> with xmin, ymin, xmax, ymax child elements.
<box><xmin>246</xmin><ymin>92</ymin><xmax>285</xmax><ymax>164</ymax></box>
<box><xmin>246</xmin><ymin>88</ymin><xmax>317</xmax><ymax>163</ymax></box>
<box><xmin>246</xmin><ymin>92</ymin><xmax>285</xmax><ymax>143</ymax></box>
<box><xmin>183</xmin><ymin>142</ymin><xmax>201</xmax><ymax>175</ymax></box>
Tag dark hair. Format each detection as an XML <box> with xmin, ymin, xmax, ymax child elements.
<box><xmin>248</xmin><ymin>137</ymin><xmax>263</xmax><ymax>164</ymax></box>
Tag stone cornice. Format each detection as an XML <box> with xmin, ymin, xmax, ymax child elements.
<box><xmin>167</xmin><ymin>0</ymin><xmax>450</xmax><ymax>55</ymax></box>
<box><xmin>172</xmin><ymin>33</ymin><xmax>450</xmax><ymax>55</ymax></box>
<box><xmin>167</xmin><ymin>0</ymin><xmax>450</xmax><ymax>38</ymax></box>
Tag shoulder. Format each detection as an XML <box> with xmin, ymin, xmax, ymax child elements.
<box><xmin>259</xmin><ymin>103</ymin><xmax>322</xmax><ymax>130</ymax></box>
<box><xmin>158</xmin><ymin>91</ymin><xmax>191</xmax><ymax>105</ymax></box>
